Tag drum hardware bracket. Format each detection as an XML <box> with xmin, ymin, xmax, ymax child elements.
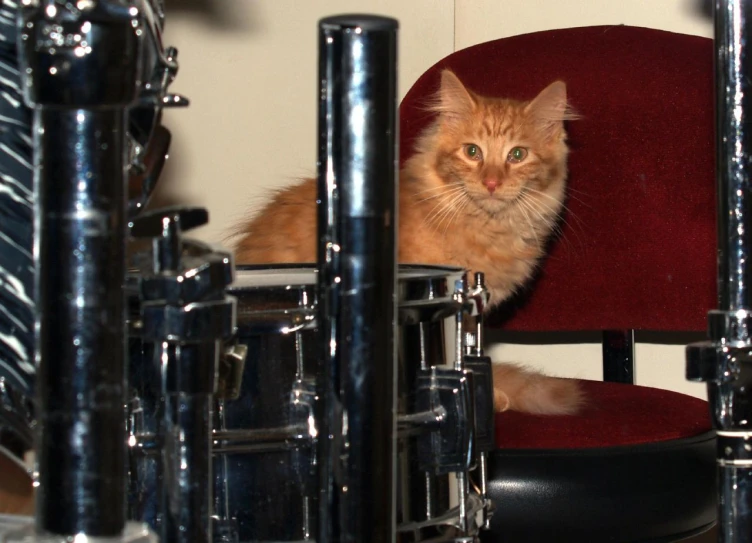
<box><xmin>129</xmin><ymin>205</ymin><xmax>238</xmax><ymax>543</ymax></box>
<box><xmin>463</xmin><ymin>272</ymin><xmax>495</xmax><ymax>531</ymax></box>
<box><xmin>138</xmin><ymin>46</ymin><xmax>190</xmax><ymax>110</ymax></box>
<box><xmin>687</xmin><ymin>310</ymin><xmax>752</xmax><ymax>432</ymax></box>
<box><xmin>687</xmin><ymin>309</ymin><xmax>752</xmax><ymax>540</ymax></box>
<box><xmin>128</xmin><ymin>125</ymin><xmax>171</xmax><ymax>218</ymax></box>
<box><xmin>463</xmin><ymin>356</ymin><xmax>495</xmax><ymax>455</ymax></box>
<box><xmin>415</xmin><ymin>367</ymin><xmax>474</xmax><ymax>475</ymax></box>
<box><xmin>216</xmin><ymin>341</ymin><xmax>248</xmax><ymax>401</ymax></box>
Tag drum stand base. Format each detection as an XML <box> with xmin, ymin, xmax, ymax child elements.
<box><xmin>0</xmin><ymin>521</ymin><xmax>157</xmax><ymax>543</ymax></box>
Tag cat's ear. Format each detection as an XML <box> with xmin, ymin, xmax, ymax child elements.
<box><xmin>525</xmin><ymin>81</ymin><xmax>579</xmax><ymax>138</ymax></box>
<box><xmin>429</xmin><ymin>70</ymin><xmax>477</xmax><ymax>120</ymax></box>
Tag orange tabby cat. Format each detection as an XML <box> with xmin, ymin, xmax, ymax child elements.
<box><xmin>232</xmin><ymin>70</ymin><xmax>583</xmax><ymax>415</ymax></box>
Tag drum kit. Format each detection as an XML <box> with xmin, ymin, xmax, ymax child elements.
<box><xmin>1</xmin><ymin>0</ymin><xmax>752</xmax><ymax>542</ymax></box>
<box><xmin>0</xmin><ymin>2</ymin><xmax>495</xmax><ymax>542</ymax></box>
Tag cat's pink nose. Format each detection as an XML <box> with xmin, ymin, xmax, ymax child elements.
<box><xmin>483</xmin><ymin>178</ymin><xmax>498</xmax><ymax>194</ymax></box>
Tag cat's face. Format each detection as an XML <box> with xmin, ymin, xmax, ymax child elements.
<box><xmin>428</xmin><ymin>71</ymin><xmax>572</xmax><ymax>223</ymax></box>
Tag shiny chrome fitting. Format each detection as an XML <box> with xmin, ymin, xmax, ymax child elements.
<box><xmin>216</xmin><ymin>341</ymin><xmax>248</xmax><ymax>401</ymax></box>
<box><xmin>708</xmin><ymin>309</ymin><xmax>752</xmax><ymax>343</ymax></box>
<box><xmin>687</xmin><ymin>340</ymin><xmax>752</xmax><ymax>430</ymax></box>
<box><xmin>18</xmin><ymin>0</ymin><xmax>143</xmax><ymax>108</ymax></box>
<box><xmin>717</xmin><ymin>431</ymin><xmax>752</xmax><ymax>467</ymax></box>
<box><xmin>686</xmin><ymin>340</ymin><xmax>730</xmax><ymax>383</ymax></box>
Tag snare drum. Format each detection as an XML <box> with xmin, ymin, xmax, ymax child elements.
<box><xmin>213</xmin><ymin>264</ymin><xmax>482</xmax><ymax>542</ymax></box>
<box><xmin>126</xmin><ymin>263</ymin><xmax>488</xmax><ymax>542</ymax></box>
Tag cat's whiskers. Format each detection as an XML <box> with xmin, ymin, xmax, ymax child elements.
<box><xmin>424</xmin><ymin>188</ymin><xmax>468</xmax><ymax>232</ymax></box>
<box><xmin>525</xmin><ymin>186</ymin><xmax>588</xmax><ymax>231</ymax></box>
<box><xmin>563</xmin><ymin>186</ymin><xmax>593</xmax><ymax>208</ymax></box>
<box><xmin>416</xmin><ymin>185</ymin><xmax>466</xmax><ymax>203</ymax></box>
<box><xmin>412</xmin><ymin>182</ymin><xmax>464</xmax><ymax>196</ymax></box>
<box><xmin>524</xmin><ymin>191</ymin><xmax>589</xmax><ymax>252</ymax></box>
<box><xmin>520</xmin><ymin>193</ymin><xmax>582</xmax><ymax>253</ymax></box>
<box><xmin>423</xmin><ymin>191</ymin><xmax>460</xmax><ymax>227</ymax></box>
<box><xmin>429</xmin><ymin>195</ymin><xmax>462</xmax><ymax>231</ymax></box>
<box><xmin>517</xmin><ymin>197</ymin><xmax>553</xmax><ymax>233</ymax></box>
<box><xmin>519</xmin><ymin>195</ymin><xmax>569</xmax><ymax>244</ymax></box>
<box><xmin>516</xmin><ymin>200</ymin><xmax>541</xmax><ymax>248</ymax></box>
<box><xmin>518</xmin><ymin>197</ymin><xmax>576</xmax><ymax>259</ymax></box>
<box><xmin>440</xmin><ymin>193</ymin><xmax>473</xmax><ymax>236</ymax></box>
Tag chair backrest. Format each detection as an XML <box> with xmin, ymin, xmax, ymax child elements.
<box><xmin>398</xmin><ymin>26</ymin><xmax>716</xmax><ymax>333</ymax></box>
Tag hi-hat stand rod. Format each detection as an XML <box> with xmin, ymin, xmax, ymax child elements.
<box><xmin>315</xmin><ymin>14</ymin><xmax>399</xmax><ymax>543</ymax></box>
<box><xmin>16</xmin><ymin>0</ymin><xmax>142</xmax><ymax>538</ymax></box>
<box><xmin>687</xmin><ymin>0</ymin><xmax>752</xmax><ymax>541</ymax></box>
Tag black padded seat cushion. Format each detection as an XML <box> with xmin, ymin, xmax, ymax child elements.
<box><xmin>482</xmin><ymin>380</ymin><xmax>716</xmax><ymax>542</ymax></box>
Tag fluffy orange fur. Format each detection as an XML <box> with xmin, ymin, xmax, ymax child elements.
<box><xmin>232</xmin><ymin>70</ymin><xmax>582</xmax><ymax>415</ymax></box>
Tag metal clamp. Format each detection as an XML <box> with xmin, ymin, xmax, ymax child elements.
<box><xmin>415</xmin><ymin>367</ymin><xmax>473</xmax><ymax>474</ymax></box>
<box><xmin>463</xmin><ymin>354</ymin><xmax>495</xmax><ymax>454</ymax></box>
<box><xmin>687</xmin><ymin>336</ymin><xmax>752</xmax><ymax>431</ymax></box>
<box><xmin>128</xmin><ymin>205</ymin><xmax>240</xmax><ymax>543</ymax></box>
<box><xmin>216</xmin><ymin>341</ymin><xmax>248</xmax><ymax>401</ymax></box>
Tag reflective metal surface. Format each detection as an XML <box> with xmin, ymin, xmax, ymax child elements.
<box><xmin>216</xmin><ymin>267</ymin><xmax>320</xmax><ymax>542</ymax></box>
<box><xmin>205</xmin><ymin>265</ymin><xmax>483</xmax><ymax>543</ymax></box>
<box><xmin>315</xmin><ymin>14</ymin><xmax>399</xmax><ymax>543</ymax></box>
<box><xmin>715</xmin><ymin>0</ymin><xmax>752</xmax><ymax>311</ymax></box>
<box><xmin>13</xmin><ymin>0</ymin><xmax>187</xmax><ymax>538</ymax></box>
<box><xmin>17</xmin><ymin>0</ymin><xmax>143</xmax><ymax>535</ymax></box>
<box><xmin>686</xmin><ymin>0</ymin><xmax>752</xmax><ymax>541</ymax></box>
<box><xmin>128</xmin><ymin>206</ymin><xmax>237</xmax><ymax>543</ymax></box>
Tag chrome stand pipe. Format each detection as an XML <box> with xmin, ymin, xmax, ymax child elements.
<box><xmin>687</xmin><ymin>0</ymin><xmax>752</xmax><ymax>540</ymax></box>
<box><xmin>16</xmin><ymin>1</ymin><xmax>142</xmax><ymax>537</ymax></box>
<box><xmin>315</xmin><ymin>14</ymin><xmax>399</xmax><ymax>543</ymax></box>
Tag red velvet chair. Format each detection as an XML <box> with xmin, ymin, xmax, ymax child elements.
<box><xmin>399</xmin><ymin>26</ymin><xmax>717</xmax><ymax>541</ymax></box>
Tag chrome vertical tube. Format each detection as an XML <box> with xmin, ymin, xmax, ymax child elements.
<box><xmin>34</xmin><ymin>109</ymin><xmax>129</xmax><ymax>536</ymax></box>
<box><xmin>716</xmin><ymin>0</ymin><xmax>752</xmax><ymax>311</ymax></box>
<box><xmin>714</xmin><ymin>1</ymin><xmax>752</xmax><ymax>539</ymax></box>
<box><xmin>316</xmin><ymin>14</ymin><xmax>398</xmax><ymax>543</ymax></box>
<box><xmin>687</xmin><ymin>1</ymin><xmax>752</xmax><ymax>541</ymax></box>
<box><xmin>159</xmin><ymin>342</ymin><xmax>215</xmax><ymax>543</ymax></box>
<box><xmin>16</xmin><ymin>2</ymin><xmax>142</xmax><ymax>537</ymax></box>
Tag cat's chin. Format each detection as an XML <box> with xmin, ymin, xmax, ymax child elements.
<box><xmin>468</xmin><ymin>193</ymin><xmax>516</xmax><ymax>217</ymax></box>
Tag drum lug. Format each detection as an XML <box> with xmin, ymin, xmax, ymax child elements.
<box><xmin>463</xmin><ymin>355</ymin><xmax>495</xmax><ymax>454</ymax></box>
<box><xmin>216</xmin><ymin>341</ymin><xmax>248</xmax><ymax>401</ymax></box>
<box><xmin>415</xmin><ymin>367</ymin><xmax>473</xmax><ymax>475</ymax></box>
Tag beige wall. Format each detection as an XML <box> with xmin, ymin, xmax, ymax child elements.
<box><xmin>157</xmin><ymin>0</ymin><xmax>714</xmax><ymax>399</ymax></box>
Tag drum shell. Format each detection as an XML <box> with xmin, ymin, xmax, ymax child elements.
<box><xmin>222</xmin><ymin>265</ymin><xmax>465</xmax><ymax>542</ymax></box>
<box><xmin>126</xmin><ymin>263</ymin><xmax>469</xmax><ymax>542</ymax></box>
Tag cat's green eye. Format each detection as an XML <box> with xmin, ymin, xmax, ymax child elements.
<box><xmin>508</xmin><ymin>147</ymin><xmax>528</xmax><ymax>163</ymax></box>
<box><xmin>463</xmin><ymin>144</ymin><xmax>483</xmax><ymax>161</ymax></box>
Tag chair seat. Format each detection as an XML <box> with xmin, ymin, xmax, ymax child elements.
<box><xmin>482</xmin><ymin>380</ymin><xmax>716</xmax><ymax>542</ymax></box>
<box><xmin>495</xmin><ymin>379</ymin><xmax>712</xmax><ymax>449</ymax></box>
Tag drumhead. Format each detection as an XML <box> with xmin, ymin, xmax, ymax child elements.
<box><xmin>230</xmin><ymin>264</ymin><xmax>465</xmax><ymax>327</ymax></box>
<box><xmin>231</xmin><ymin>263</ymin><xmax>464</xmax><ymax>289</ymax></box>
<box><xmin>230</xmin><ymin>264</ymin><xmax>318</xmax><ymax>289</ymax></box>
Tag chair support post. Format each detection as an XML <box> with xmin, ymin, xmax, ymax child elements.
<box><xmin>602</xmin><ymin>330</ymin><xmax>635</xmax><ymax>384</ymax></box>
<box><xmin>687</xmin><ymin>0</ymin><xmax>752</xmax><ymax>540</ymax></box>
